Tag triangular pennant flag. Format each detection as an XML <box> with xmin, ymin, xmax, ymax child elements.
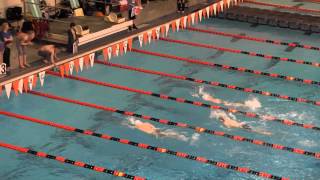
<box><xmin>79</xmin><ymin>57</ymin><xmax>84</xmax><ymax>72</ymax></box>
<box><xmin>123</xmin><ymin>40</ymin><xmax>128</xmax><ymax>54</ymax></box>
<box><xmin>0</xmin><ymin>85</ymin><xmax>2</xmax><ymax>96</ymax></box>
<box><xmin>143</xmin><ymin>32</ymin><xmax>148</xmax><ymax>45</ymax></box>
<box><xmin>160</xmin><ymin>25</ymin><xmax>165</xmax><ymax>37</ymax></box>
<box><xmin>69</xmin><ymin>61</ymin><xmax>75</xmax><ymax>75</ymax></box>
<box><xmin>107</xmin><ymin>47</ymin><xmax>112</xmax><ymax>60</ymax></box>
<box><xmin>128</xmin><ymin>38</ymin><xmax>133</xmax><ymax>51</ymax></box>
<box><xmin>183</xmin><ymin>16</ymin><xmax>187</xmax><ymax>28</ymax></box>
<box><xmin>155</xmin><ymin>27</ymin><xmax>160</xmax><ymax>39</ymax></box>
<box><xmin>171</xmin><ymin>21</ymin><xmax>176</xmax><ymax>32</ymax></box>
<box><xmin>59</xmin><ymin>65</ymin><xmax>65</xmax><ymax>78</ymax></box>
<box><xmin>227</xmin><ymin>0</ymin><xmax>231</xmax><ymax>8</ymax></box>
<box><xmin>23</xmin><ymin>78</ymin><xmax>28</xmax><ymax>92</ymax></box>
<box><xmin>202</xmin><ymin>8</ymin><xmax>206</xmax><ymax>19</ymax></box>
<box><xmin>89</xmin><ymin>53</ymin><xmax>95</xmax><ymax>67</ymax></box>
<box><xmin>175</xmin><ymin>19</ymin><xmax>180</xmax><ymax>32</ymax></box>
<box><xmin>187</xmin><ymin>15</ymin><xmax>191</xmax><ymax>27</ymax></box>
<box><xmin>210</xmin><ymin>4</ymin><xmax>214</xmax><ymax>16</ymax></box>
<box><xmin>180</xmin><ymin>17</ymin><xmax>184</xmax><ymax>30</ymax></box>
<box><xmin>220</xmin><ymin>1</ymin><xmax>224</xmax><ymax>12</ymax></box>
<box><xmin>195</xmin><ymin>12</ymin><xmax>199</xmax><ymax>24</ymax></box>
<box><xmin>191</xmin><ymin>13</ymin><xmax>195</xmax><ymax>25</ymax></box>
<box><xmin>28</xmin><ymin>75</ymin><xmax>34</xmax><ymax>90</ymax></box>
<box><xmin>151</xmin><ymin>29</ymin><xmax>156</xmax><ymax>40</ymax></box>
<box><xmin>147</xmin><ymin>31</ymin><xmax>152</xmax><ymax>44</ymax></box>
<box><xmin>112</xmin><ymin>44</ymin><xmax>117</xmax><ymax>57</ymax></box>
<box><xmin>64</xmin><ymin>63</ymin><xmax>70</xmax><ymax>76</ymax></box>
<box><xmin>39</xmin><ymin>71</ymin><xmax>45</xmax><ymax>87</ymax></box>
<box><xmin>75</xmin><ymin>58</ymin><xmax>80</xmax><ymax>73</ymax></box>
<box><xmin>84</xmin><ymin>55</ymin><xmax>90</xmax><ymax>69</ymax></box>
<box><xmin>119</xmin><ymin>43</ymin><xmax>124</xmax><ymax>56</ymax></box>
<box><xmin>18</xmin><ymin>79</ymin><xmax>23</xmax><ymax>94</ymax></box>
<box><xmin>102</xmin><ymin>48</ymin><xmax>108</xmax><ymax>62</ymax></box>
<box><xmin>12</xmin><ymin>80</ymin><xmax>19</xmax><ymax>96</ymax></box>
<box><xmin>206</xmin><ymin>6</ymin><xmax>210</xmax><ymax>18</ymax></box>
<box><xmin>33</xmin><ymin>75</ymin><xmax>37</xmax><ymax>89</ymax></box>
<box><xmin>234</xmin><ymin>0</ymin><xmax>238</xmax><ymax>5</ymax></box>
<box><xmin>165</xmin><ymin>23</ymin><xmax>170</xmax><ymax>36</ymax></box>
<box><xmin>213</xmin><ymin>3</ymin><xmax>217</xmax><ymax>16</ymax></box>
<box><xmin>198</xmin><ymin>10</ymin><xmax>203</xmax><ymax>22</ymax></box>
<box><xmin>138</xmin><ymin>34</ymin><xmax>143</xmax><ymax>47</ymax></box>
<box><xmin>4</xmin><ymin>83</ymin><xmax>12</xmax><ymax>98</ymax></box>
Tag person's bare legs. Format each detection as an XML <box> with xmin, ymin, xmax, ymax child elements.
<box><xmin>23</xmin><ymin>54</ymin><xmax>30</xmax><ymax>67</ymax></box>
<box><xmin>18</xmin><ymin>55</ymin><xmax>25</xmax><ymax>68</ymax></box>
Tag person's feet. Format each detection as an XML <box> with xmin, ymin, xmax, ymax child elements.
<box><xmin>24</xmin><ymin>63</ymin><xmax>31</xmax><ymax>67</ymax></box>
<box><xmin>43</xmin><ymin>60</ymin><xmax>49</xmax><ymax>64</ymax></box>
<box><xmin>19</xmin><ymin>65</ymin><xmax>25</xmax><ymax>69</ymax></box>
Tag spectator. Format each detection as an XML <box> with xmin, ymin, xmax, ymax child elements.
<box><xmin>177</xmin><ymin>0</ymin><xmax>186</xmax><ymax>13</ymax></box>
<box><xmin>16</xmin><ymin>30</ymin><xmax>35</xmax><ymax>68</ymax></box>
<box><xmin>67</xmin><ymin>22</ymin><xmax>77</xmax><ymax>53</ymax></box>
<box><xmin>128</xmin><ymin>0</ymin><xmax>138</xmax><ymax>31</ymax></box>
<box><xmin>0</xmin><ymin>21</ymin><xmax>13</xmax><ymax>72</ymax></box>
<box><xmin>38</xmin><ymin>44</ymin><xmax>59</xmax><ymax>65</ymax></box>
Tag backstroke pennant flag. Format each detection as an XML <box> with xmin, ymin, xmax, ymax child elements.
<box><xmin>198</xmin><ymin>9</ymin><xmax>203</xmax><ymax>22</ymax></box>
<box><xmin>213</xmin><ymin>3</ymin><xmax>217</xmax><ymax>16</ymax></box>
<box><xmin>191</xmin><ymin>13</ymin><xmax>195</xmax><ymax>25</ymax></box>
<box><xmin>89</xmin><ymin>53</ymin><xmax>95</xmax><ymax>67</ymax></box>
<box><xmin>175</xmin><ymin>18</ymin><xmax>180</xmax><ymax>32</ymax></box>
<box><xmin>28</xmin><ymin>75</ymin><xmax>34</xmax><ymax>90</ymax></box>
<box><xmin>165</xmin><ymin>23</ymin><xmax>170</xmax><ymax>36</ymax></box>
<box><xmin>220</xmin><ymin>1</ymin><xmax>224</xmax><ymax>12</ymax></box>
<box><xmin>183</xmin><ymin>16</ymin><xmax>188</xmax><ymax>28</ymax></box>
<box><xmin>69</xmin><ymin>61</ymin><xmax>75</xmax><ymax>75</ymax></box>
<box><xmin>138</xmin><ymin>34</ymin><xmax>143</xmax><ymax>47</ymax></box>
<box><xmin>107</xmin><ymin>47</ymin><xmax>112</xmax><ymax>60</ymax></box>
<box><xmin>79</xmin><ymin>57</ymin><xmax>84</xmax><ymax>72</ymax></box>
<box><xmin>155</xmin><ymin>26</ymin><xmax>160</xmax><ymax>39</ymax></box>
<box><xmin>18</xmin><ymin>79</ymin><xmax>23</xmax><ymax>94</ymax></box>
<box><xmin>206</xmin><ymin>6</ymin><xmax>210</xmax><ymax>18</ymax></box>
<box><xmin>123</xmin><ymin>40</ymin><xmax>128</xmax><ymax>54</ymax></box>
<box><xmin>5</xmin><ymin>82</ymin><xmax>12</xmax><ymax>98</ymax></box>
<box><xmin>39</xmin><ymin>71</ymin><xmax>46</xmax><ymax>87</ymax></box>
<box><xmin>12</xmin><ymin>80</ymin><xmax>19</xmax><ymax>96</ymax></box>
<box><xmin>147</xmin><ymin>30</ymin><xmax>152</xmax><ymax>43</ymax></box>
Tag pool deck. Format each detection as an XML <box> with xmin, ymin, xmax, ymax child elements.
<box><xmin>0</xmin><ymin>0</ymin><xmax>209</xmax><ymax>85</ymax></box>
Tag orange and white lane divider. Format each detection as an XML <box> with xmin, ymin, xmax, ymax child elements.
<box><xmin>94</xmin><ymin>61</ymin><xmax>320</xmax><ymax>107</ymax></box>
<box><xmin>244</xmin><ymin>0</ymin><xmax>320</xmax><ymax>14</ymax></box>
<box><xmin>48</xmin><ymin>70</ymin><xmax>320</xmax><ymax>132</ymax></box>
<box><xmin>186</xmin><ymin>27</ymin><xmax>320</xmax><ymax>51</ymax></box>
<box><xmin>132</xmin><ymin>48</ymin><xmax>320</xmax><ymax>86</ymax></box>
<box><xmin>0</xmin><ymin>138</ymin><xmax>145</xmax><ymax>180</ymax></box>
<box><xmin>0</xmin><ymin>109</ymin><xmax>288</xmax><ymax>180</ymax></box>
<box><xmin>160</xmin><ymin>37</ymin><xmax>320</xmax><ymax>68</ymax></box>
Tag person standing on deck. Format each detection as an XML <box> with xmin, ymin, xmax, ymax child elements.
<box><xmin>67</xmin><ymin>23</ymin><xmax>77</xmax><ymax>53</ymax></box>
<box><xmin>0</xmin><ymin>21</ymin><xmax>13</xmax><ymax>72</ymax></box>
<box><xmin>16</xmin><ymin>30</ymin><xmax>35</xmax><ymax>69</ymax></box>
<box><xmin>128</xmin><ymin>0</ymin><xmax>138</xmax><ymax>31</ymax></box>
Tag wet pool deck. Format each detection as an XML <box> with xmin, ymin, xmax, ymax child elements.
<box><xmin>0</xmin><ymin>0</ymin><xmax>208</xmax><ymax>84</ymax></box>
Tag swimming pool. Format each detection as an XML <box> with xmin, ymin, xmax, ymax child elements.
<box><xmin>0</xmin><ymin>17</ymin><xmax>319</xmax><ymax>180</ymax></box>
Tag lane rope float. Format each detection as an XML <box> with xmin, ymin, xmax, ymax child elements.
<box><xmin>0</xmin><ymin>110</ymin><xmax>288</xmax><ymax>180</ymax></box>
<box><xmin>160</xmin><ymin>37</ymin><xmax>320</xmax><ymax>68</ymax></box>
<box><xmin>244</xmin><ymin>0</ymin><xmax>320</xmax><ymax>14</ymax></box>
<box><xmin>186</xmin><ymin>27</ymin><xmax>320</xmax><ymax>51</ymax></box>
<box><xmin>95</xmin><ymin>61</ymin><xmax>320</xmax><ymax>107</ymax></box>
<box><xmin>0</xmin><ymin>139</ymin><xmax>145</xmax><ymax>180</ymax></box>
<box><xmin>25</xmin><ymin>89</ymin><xmax>320</xmax><ymax>159</ymax></box>
<box><xmin>132</xmin><ymin>48</ymin><xmax>320</xmax><ymax>86</ymax></box>
<box><xmin>48</xmin><ymin>70</ymin><xmax>320</xmax><ymax>132</ymax></box>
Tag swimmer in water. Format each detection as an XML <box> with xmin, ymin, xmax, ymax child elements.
<box><xmin>214</xmin><ymin>111</ymin><xmax>272</xmax><ymax>136</ymax></box>
<box><xmin>127</xmin><ymin>118</ymin><xmax>189</xmax><ymax>141</ymax></box>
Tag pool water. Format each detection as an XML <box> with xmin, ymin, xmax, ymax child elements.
<box><xmin>0</xmin><ymin>18</ymin><xmax>319</xmax><ymax>180</ymax></box>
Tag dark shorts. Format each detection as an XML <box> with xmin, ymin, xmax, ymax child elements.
<box><xmin>242</xmin><ymin>124</ymin><xmax>252</xmax><ymax>130</ymax></box>
<box><xmin>128</xmin><ymin>9</ymin><xmax>136</xmax><ymax>20</ymax></box>
<box><xmin>38</xmin><ymin>50</ymin><xmax>51</xmax><ymax>61</ymax></box>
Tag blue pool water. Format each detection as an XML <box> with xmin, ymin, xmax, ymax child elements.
<box><xmin>0</xmin><ymin>18</ymin><xmax>319</xmax><ymax>180</ymax></box>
